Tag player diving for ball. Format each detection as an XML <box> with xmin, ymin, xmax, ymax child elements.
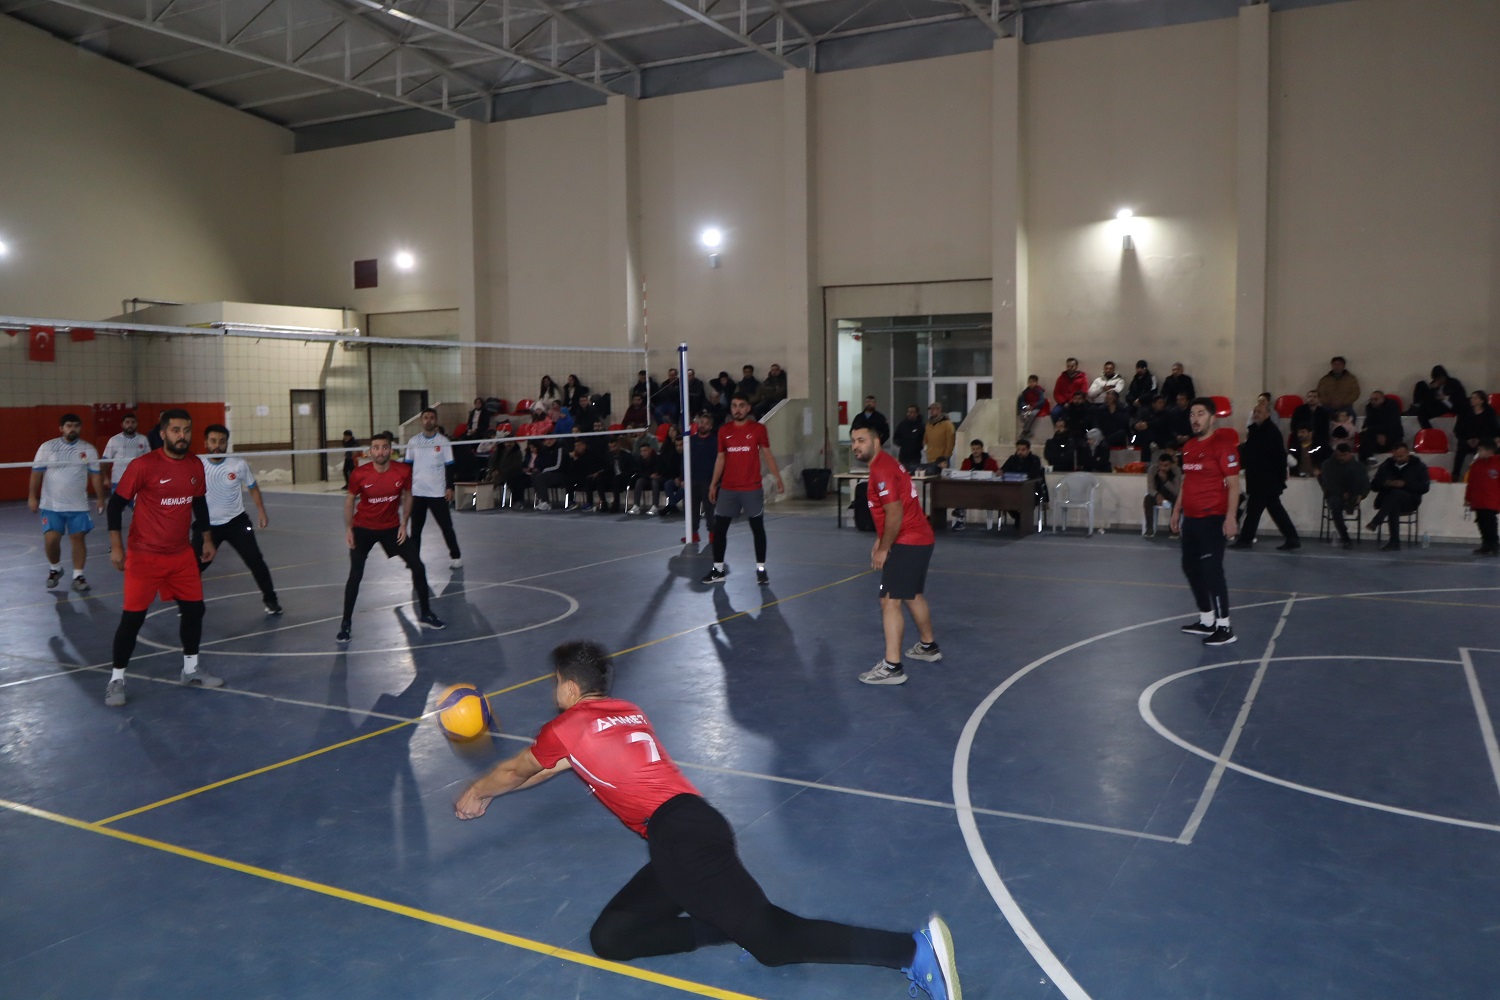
<box><xmin>455</xmin><ymin>641</ymin><xmax>961</xmax><ymax>999</ymax></box>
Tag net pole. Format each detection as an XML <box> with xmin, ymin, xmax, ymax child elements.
<box><xmin>679</xmin><ymin>342</ymin><xmax>691</xmax><ymax>542</ymax></box>
<box><xmin>641</xmin><ymin>277</ymin><xmax>650</xmax><ymax>428</ymax></box>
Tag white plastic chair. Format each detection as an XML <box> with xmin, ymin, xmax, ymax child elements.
<box><xmin>1052</xmin><ymin>472</ymin><xmax>1100</xmax><ymax>535</ymax></box>
<box><xmin>1144</xmin><ymin>500</ymin><xmax>1172</xmax><ymax>535</ymax></box>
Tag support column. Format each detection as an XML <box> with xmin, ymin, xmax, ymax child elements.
<box><xmin>1233</xmin><ymin>3</ymin><xmax>1271</xmax><ymax>415</ymax></box>
<box><xmin>992</xmin><ymin>36</ymin><xmax>1028</xmax><ymax>445</ymax></box>
<box><xmin>605</xmin><ymin>94</ymin><xmax>643</xmax><ymax>348</ymax></box>
<box><xmin>783</xmin><ymin>68</ymin><xmax>823</xmax><ymax>468</ymax></box>
<box><xmin>454</xmin><ymin>119</ymin><xmax>490</xmax><ymax>392</ymax></box>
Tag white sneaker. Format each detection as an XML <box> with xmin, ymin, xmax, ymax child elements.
<box><xmin>858</xmin><ymin>660</ymin><xmax>908</xmax><ymax>685</ymax></box>
<box><xmin>905</xmin><ymin>641</ymin><xmax>942</xmax><ymax>662</ymax></box>
<box><xmin>534</xmin><ymin>500</ymin><xmax>551</xmax><ymax>511</ymax></box>
<box><xmin>647</xmin><ymin>505</ymin><xmax>659</xmax><ymax>516</ymax></box>
<box><xmin>450</xmin><ymin>557</ymin><xmax>463</xmax><ymax>568</ymax></box>
<box><xmin>627</xmin><ymin>504</ymin><xmax>641</xmax><ymax>515</ymax></box>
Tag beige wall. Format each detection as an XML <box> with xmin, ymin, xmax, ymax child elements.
<box><xmin>1268</xmin><ymin>0</ymin><xmax>1500</xmax><ymax>400</ymax></box>
<box><xmin>0</xmin><ymin>16</ymin><xmax>290</xmax><ymax>320</ymax></box>
<box><xmin>281</xmin><ymin>130</ymin><xmax>460</xmax><ymax>315</ymax></box>
<box><xmin>1024</xmin><ymin>18</ymin><xmax>1239</xmax><ymax>396</ymax></box>
<box><xmin>815</xmin><ymin>52</ymin><xmax>994</xmax><ymax>287</ymax></box>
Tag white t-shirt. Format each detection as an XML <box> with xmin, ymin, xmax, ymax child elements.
<box><xmin>33</xmin><ymin>437</ymin><xmax>100</xmax><ymax>512</ymax></box>
<box><xmin>403</xmin><ymin>432</ymin><xmax>454</xmax><ymax>498</ymax></box>
<box><xmin>102</xmin><ymin>431</ymin><xmax>151</xmax><ymax>482</ymax></box>
<box><xmin>199</xmin><ymin>455</ymin><xmax>256</xmax><ymax>525</ymax></box>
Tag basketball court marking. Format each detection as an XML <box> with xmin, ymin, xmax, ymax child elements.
<box><xmin>90</xmin><ymin>570</ymin><xmax>875</xmax><ymax>826</ymax></box>
<box><xmin>1176</xmin><ymin>593</ymin><xmax>1297</xmax><ymax>845</ymax></box>
<box><xmin>1140</xmin><ymin>655</ymin><xmax>1500</xmax><ymax>836</ymax></box>
<box><xmin>0</xmin><ymin>796</ymin><xmax>765</xmax><ymax>1000</ymax></box>
<box><xmin>951</xmin><ymin>586</ymin><xmax>1500</xmax><ymax>1000</ymax></box>
<box><xmin>132</xmin><ymin>581</ymin><xmax>580</xmax><ymax>656</ymax></box>
<box><xmin>1449</xmin><ymin>648</ymin><xmax>1499</xmax><ymax>801</ymax></box>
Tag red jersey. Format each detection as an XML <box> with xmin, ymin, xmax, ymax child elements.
<box><xmin>717</xmin><ymin>420</ymin><xmax>770</xmax><ymax>492</ymax></box>
<box><xmin>1179</xmin><ymin>431</ymin><xmax>1240</xmax><ymax>517</ymax></box>
<box><xmin>1465</xmin><ymin>455</ymin><xmax>1500</xmax><ymax>511</ymax></box>
<box><xmin>115</xmin><ymin>449</ymin><xmax>205</xmax><ymax>555</ymax></box>
<box><xmin>531</xmin><ymin>697</ymin><xmax>700</xmax><ymax>837</ymax></box>
<box><xmin>348</xmin><ymin>461</ymin><xmax>411</xmax><ymax>530</ymax></box>
<box><xmin>867</xmin><ymin>451</ymin><xmax>935</xmax><ymax>545</ymax></box>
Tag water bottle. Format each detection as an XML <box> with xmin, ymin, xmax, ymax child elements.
<box><xmin>1421</xmin><ymin>532</ymin><xmax>1431</xmax><ymax>548</ymax></box>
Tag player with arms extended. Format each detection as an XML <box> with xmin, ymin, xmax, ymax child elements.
<box><xmin>338</xmin><ymin>431</ymin><xmax>444</xmax><ymax>643</ymax></box>
<box><xmin>455</xmin><ymin>641</ymin><xmax>961</xmax><ymax>999</ymax></box>
<box><xmin>1172</xmin><ymin>398</ymin><xmax>1240</xmax><ymax>646</ymax></box>
<box><xmin>104</xmin><ymin>409</ymin><xmax>222</xmax><ymax>707</ymax></box>
<box><xmin>850</xmin><ymin>424</ymin><xmax>943</xmax><ymax>685</ymax></box>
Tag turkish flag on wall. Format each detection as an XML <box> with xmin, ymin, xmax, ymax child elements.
<box><xmin>29</xmin><ymin>326</ymin><xmax>55</xmax><ymax>362</ymax></box>
<box><xmin>69</xmin><ymin>327</ymin><xmax>96</xmax><ymax>343</ymax></box>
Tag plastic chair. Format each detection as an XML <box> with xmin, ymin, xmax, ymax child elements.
<box><xmin>1384</xmin><ymin>394</ymin><xmax>1403</xmax><ymax>413</ymax></box>
<box><xmin>1428</xmin><ymin>467</ymin><xmax>1452</xmax><ymax>483</ymax></box>
<box><xmin>1413</xmin><ymin>428</ymin><xmax>1448</xmax><ymax>454</ymax></box>
<box><xmin>513</xmin><ymin>398</ymin><xmax>535</xmax><ymax>415</ymax></box>
<box><xmin>608</xmin><ymin>423</ymin><xmax>625</xmax><ymax>431</ymax></box>
<box><xmin>1274</xmin><ymin>395</ymin><xmax>1301</xmax><ymax>419</ymax></box>
<box><xmin>1052</xmin><ymin>472</ymin><xmax>1099</xmax><ymax>535</ymax></box>
<box><xmin>1211</xmin><ymin>395</ymin><xmax>1232</xmax><ymax>418</ymax></box>
<box><xmin>1489</xmin><ymin>394</ymin><xmax>1500</xmax><ymax>413</ymax></box>
<box><xmin>1144</xmin><ymin>500</ymin><xmax>1173</xmax><ymax>536</ymax></box>
<box><xmin>1318</xmin><ymin>496</ymin><xmax>1363</xmax><ymax>543</ymax></box>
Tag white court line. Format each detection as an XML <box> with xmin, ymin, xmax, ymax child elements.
<box><xmin>1459</xmin><ymin>648</ymin><xmax>1500</xmax><ymax>803</ymax></box>
<box><xmin>1139</xmin><ymin>656</ymin><xmax>1500</xmax><ymax>836</ymax></box>
<box><xmin>1176</xmin><ymin>594</ymin><xmax>1297</xmax><ymax>845</ymax></box>
<box><xmin>952</xmin><ymin>585</ymin><xmax>1500</xmax><ymax>1000</ymax></box>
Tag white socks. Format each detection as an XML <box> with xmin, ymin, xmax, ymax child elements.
<box><xmin>110</xmin><ymin>668</ymin><xmax>126</xmax><ymax>682</ymax></box>
<box><xmin>1199</xmin><ymin>612</ymin><xmax>1214</xmax><ymax>627</ymax></box>
<box><xmin>183</xmin><ymin>654</ymin><xmax>200</xmax><ymax>673</ymax></box>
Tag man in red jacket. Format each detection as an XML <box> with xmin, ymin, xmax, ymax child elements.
<box><xmin>1052</xmin><ymin>357</ymin><xmax>1089</xmax><ymax>411</ymax></box>
<box><xmin>1464</xmin><ymin>439</ymin><xmax>1500</xmax><ymax>556</ymax></box>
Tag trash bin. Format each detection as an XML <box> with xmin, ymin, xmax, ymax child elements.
<box><xmin>802</xmin><ymin>468</ymin><xmax>832</xmax><ymax>500</ymax></box>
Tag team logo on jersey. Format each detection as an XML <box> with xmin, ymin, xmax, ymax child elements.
<box><xmin>227</xmin><ymin>472</ymin><xmax>237</xmax><ymax>481</ymax></box>
<box><xmin>191</xmin><ymin>477</ymin><xmax>198</xmax><ymax>484</ymax></box>
<box><xmin>434</xmin><ymin>446</ymin><xmax>441</xmax><ymax>452</ymax></box>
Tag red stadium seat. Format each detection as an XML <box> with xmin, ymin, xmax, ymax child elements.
<box><xmin>1210</xmin><ymin>395</ymin><xmax>1232</xmax><ymax>418</ymax></box>
<box><xmin>513</xmin><ymin>398</ymin><xmax>535</xmax><ymax>414</ymax></box>
<box><xmin>1384</xmin><ymin>393</ymin><xmax>1403</xmax><ymax>413</ymax></box>
<box><xmin>1489</xmin><ymin>394</ymin><xmax>1500</xmax><ymax>413</ymax></box>
<box><xmin>608</xmin><ymin>423</ymin><xmax>625</xmax><ymax>432</ymax></box>
<box><xmin>1413</xmin><ymin>428</ymin><xmax>1448</xmax><ymax>454</ymax></box>
<box><xmin>1273</xmin><ymin>395</ymin><xmax>1301</xmax><ymax>419</ymax></box>
<box><xmin>1428</xmin><ymin>467</ymin><xmax>1452</xmax><ymax>483</ymax></box>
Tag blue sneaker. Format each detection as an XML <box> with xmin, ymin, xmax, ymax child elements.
<box><xmin>904</xmin><ymin>915</ymin><xmax>960</xmax><ymax>999</ymax></box>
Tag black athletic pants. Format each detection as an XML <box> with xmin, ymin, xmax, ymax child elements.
<box><xmin>1239</xmin><ymin>490</ymin><xmax>1299</xmax><ymax>546</ymax></box>
<box><xmin>1478</xmin><ymin>510</ymin><xmax>1499</xmax><ymax>551</ymax></box>
<box><xmin>409</xmin><ymin>495</ymin><xmax>461</xmax><ymax>559</ymax></box>
<box><xmin>589</xmin><ymin>794</ymin><xmax>914</xmax><ymax>969</ymax></box>
<box><xmin>112</xmin><ymin>601</ymin><xmax>203</xmax><ymax>672</ymax></box>
<box><xmin>342</xmin><ymin>526</ymin><xmax>432</xmax><ymax>622</ymax></box>
<box><xmin>194</xmin><ymin>512</ymin><xmax>277</xmax><ymax>603</ymax></box>
<box><xmin>1180</xmin><ymin>515</ymin><xmax>1230</xmax><ymax>620</ymax></box>
<box><xmin>689</xmin><ymin>481</ymin><xmax>712</xmax><ymax>535</ymax></box>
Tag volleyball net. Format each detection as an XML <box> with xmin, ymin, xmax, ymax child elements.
<box><xmin>0</xmin><ymin>313</ymin><xmax>676</xmax><ymax>494</ymax></box>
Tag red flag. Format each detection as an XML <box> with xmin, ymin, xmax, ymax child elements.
<box><xmin>69</xmin><ymin>327</ymin><xmax>96</xmax><ymax>342</ymax></box>
<box><xmin>29</xmin><ymin>326</ymin><xmax>55</xmax><ymax>362</ymax></box>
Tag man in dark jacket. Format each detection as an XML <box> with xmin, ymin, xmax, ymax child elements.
<box><xmin>1161</xmin><ymin>363</ymin><xmax>1196</xmax><ymax>406</ymax></box>
<box><xmin>1126</xmin><ymin>361</ymin><xmax>1157</xmax><ymax>409</ymax></box>
<box><xmin>1320</xmin><ymin>444</ymin><xmax>1370</xmax><ymax>549</ymax></box>
<box><xmin>1233</xmin><ymin>398</ymin><xmax>1300</xmax><ymax>551</ymax></box>
<box><xmin>1367</xmin><ymin>443</ymin><xmax>1430</xmax><ymax>551</ymax></box>
<box><xmin>1290</xmin><ymin>389</ymin><xmax>1330</xmax><ymax>447</ymax></box>
<box><xmin>850</xmin><ymin>396</ymin><xmax>890</xmax><ymax>445</ymax></box>
<box><xmin>685</xmin><ymin>411</ymin><xmax>718</xmax><ymax>543</ymax></box>
<box><xmin>1000</xmin><ymin>438</ymin><xmax>1048</xmax><ymax>530</ymax></box>
<box><xmin>685</xmin><ymin>368</ymin><xmax>708</xmax><ymax>417</ymax></box>
<box><xmin>737</xmin><ymin>365</ymin><xmax>760</xmax><ymax>400</ymax></box>
<box><xmin>1360</xmin><ymin>389</ymin><xmax>1404</xmax><ymax>461</ymax></box>
<box><xmin>892</xmin><ymin>405</ymin><xmax>924</xmax><ymax>471</ymax></box>
<box><xmin>1132</xmin><ymin>394</ymin><xmax>1174</xmax><ymax>463</ymax></box>
<box><xmin>1045</xmin><ymin>420</ymin><xmax>1084</xmax><ymax>472</ymax></box>
<box><xmin>1091</xmin><ymin>390</ymin><xmax>1132</xmax><ymax>467</ymax></box>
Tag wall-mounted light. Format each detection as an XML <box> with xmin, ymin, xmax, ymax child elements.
<box><xmin>1116</xmin><ymin>209</ymin><xmax>1135</xmax><ymax>251</ymax></box>
<box><xmin>394</xmin><ymin>250</ymin><xmax>416</xmax><ymax>271</ymax></box>
<box><xmin>699</xmin><ymin>227</ymin><xmax>723</xmax><ymax>268</ymax></box>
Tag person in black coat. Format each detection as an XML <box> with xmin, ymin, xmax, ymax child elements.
<box><xmin>1290</xmin><ymin>389</ymin><xmax>1330</xmax><ymax>447</ymax></box>
<box><xmin>1126</xmin><ymin>361</ymin><xmax>1157</xmax><ymax>409</ymax></box>
<box><xmin>1452</xmin><ymin>390</ymin><xmax>1500</xmax><ymax>478</ymax></box>
<box><xmin>1091</xmin><ymin>390</ymin><xmax>1132</xmax><ymax>467</ymax></box>
<box><xmin>1360</xmin><ymin>389</ymin><xmax>1404</xmax><ymax>461</ymax></box>
<box><xmin>892</xmin><ymin>405</ymin><xmax>925</xmax><ymax>471</ymax></box>
<box><xmin>1233</xmin><ymin>399</ymin><xmax>1300</xmax><ymax>551</ymax></box>
<box><xmin>1161</xmin><ymin>363</ymin><xmax>1195</xmax><ymax>406</ymax></box>
<box><xmin>1045</xmin><ymin>420</ymin><xmax>1085</xmax><ymax>472</ymax></box>
<box><xmin>1367</xmin><ymin>443</ymin><xmax>1431</xmax><ymax>550</ymax></box>
<box><xmin>1410</xmin><ymin>365</ymin><xmax>1465</xmax><ymax>428</ymax></box>
<box><xmin>849</xmin><ymin>396</ymin><xmax>890</xmax><ymax>445</ymax></box>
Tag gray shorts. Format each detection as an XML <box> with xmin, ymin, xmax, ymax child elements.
<box><xmin>714</xmin><ymin>488</ymin><xmax>765</xmax><ymax>519</ymax></box>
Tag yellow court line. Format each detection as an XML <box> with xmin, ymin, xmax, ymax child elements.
<box><xmin>95</xmin><ymin>570</ymin><xmax>873</xmax><ymax>826</ymax></box>
<box><xmin>0</xmin><ymin>796</ymin><xmax>763</xmax><ymax>1000</ymax></box>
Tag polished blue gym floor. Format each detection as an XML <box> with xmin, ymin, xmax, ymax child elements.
<box><xmin>3</xmin><ymin>492</ymin><xmax>1498</xmax><ymax>1000</ymax></box>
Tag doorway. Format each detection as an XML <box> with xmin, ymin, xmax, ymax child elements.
<box><xmin>289</xmin><ymin>389</ymin><xmax>327</xmax><ymax>484</ymax></box>
<box><xmin>398</xmin><ymin>389</ymin><xmax>429</xmax><ymax>426</ymax></box>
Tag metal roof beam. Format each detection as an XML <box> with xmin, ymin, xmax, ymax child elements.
<box><xmin>952</xmin><ymin>0</ymin><xmax>1016</xmax><ymax>38</ymax></box>
<box><xmin>35</xmin><ymin>0</ymin><xmax>473</xmax><ymax>120</ymax></box>
<box><xmin>523</xmin><ymin>0</ymin><xmax>640</xmax><ymax>74</ymax></box>
<box><xmin>650</xmin><ymin>0</ymin><xmax>795</xmax><ymax>69</ymax></box>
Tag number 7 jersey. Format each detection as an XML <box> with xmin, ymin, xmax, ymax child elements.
<box><xmin>531</xmin><ymin>697</ymin><xmax>701</xmax><ymax>836</ymax></box>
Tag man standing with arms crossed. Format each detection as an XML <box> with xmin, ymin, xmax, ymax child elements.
<box><xmin>104</xmin><ymin>409</ymin><xmax>222</xmax><ymax>707</ymax></box>
<box><xmin>701</xmin><ymin>394</ymin><xmax>784</xmax><ymax>586</ymax></box>
<box><xmin>101</xmin><ymin>411</ymin><xmax>150</xmax><ymax>495</ymax></box>
<box><xmin>30</xmin><ymin>412</ymin><xmax>105</xmax><ymax>592</ymax></box>
<box><xmin>849</xmin><ymin>425</ymin><xmax>943</xmax><ymax>685</ymax></box>
<box><xmin>1173</xmin><ymin>399</ymin><xmax>1240</xmax><ymax>647</ymax></box>
<box><xmin>404</xmin><ymin>407</ymin><xmax>462</xmax><ymax>569</ymax></box>
<box><xmin>194</xmin><ymin>424</ymin><xmax>282</xmax><ymax>615</ymax></box>
<box><xmin>339</xmin><ymin>431</ymin><xmax>444</xmax><ymax>644</ymax></box>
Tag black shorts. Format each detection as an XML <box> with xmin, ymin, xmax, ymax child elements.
<box><xmin>879</xmin><ymin>543</ymin><xmax>933</xmax><ymax>600</ymax></box>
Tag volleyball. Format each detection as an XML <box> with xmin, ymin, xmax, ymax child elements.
<box><xmin>435</xmin><ymin>684</ymin><xmax>495</xmax><ymax>742</ymax></box>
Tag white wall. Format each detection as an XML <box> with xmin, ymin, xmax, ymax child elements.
<box><xmin>0</xmin><ymin>16</ymin><xmax>290</xmax><ymax>319</ymax></box>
